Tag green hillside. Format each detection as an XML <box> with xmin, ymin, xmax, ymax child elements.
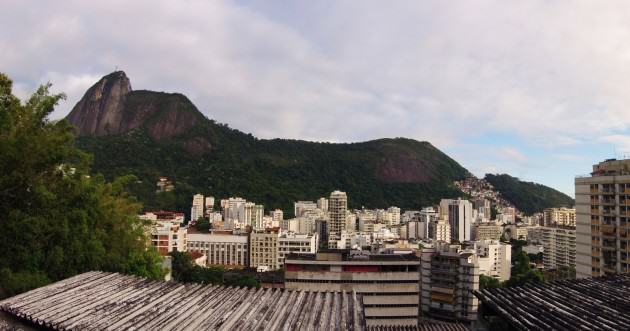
<box><xmin>76</xmin><ymin>124</ymin><xmax>468</xmax><ymax>217</ymax></box>
<box><xmin>485</xmin><ymin>174</ymin><xmax>574</xmax><ymax>215</ymax></box>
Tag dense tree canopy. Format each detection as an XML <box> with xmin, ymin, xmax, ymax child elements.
<box><xmin>485</xmin><ymin>174</ymin><xmax>574</xmax><ymax>215</ymax></box>
<box><xmin>169</xmin><ymin>251</ymin><xmax>259</xmax><ymax>288</ymax></box>
<box><xmin>0</xmin><ymin>73</ymin><xmax>164</xmax><ymax>298</ymax></box>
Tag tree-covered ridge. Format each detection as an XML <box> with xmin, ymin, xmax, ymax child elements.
<box><xmin>484</xmin><ymin>174</ymin><xmax>574</xmax><ymax>215</ymax></box>
<box><xmin>0</xmin><ymin>73</ymin><xmax>164</xmax><ymax>298</ymax></box>
<box><xmin>77</xmin><ymin>128</ymin><xmax>469</xmax><ymax>217</ymax></box>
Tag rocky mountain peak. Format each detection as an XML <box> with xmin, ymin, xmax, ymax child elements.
<box><xmin>66</xmin><ymin>71</ymin><xmax>132</xmax><ymax>136</ymax></box>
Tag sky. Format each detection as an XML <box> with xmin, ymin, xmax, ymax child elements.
<box><xmin>2</xmin><ymin>0</ymin><xmax>630</xmax><ymax>197</ymax></box>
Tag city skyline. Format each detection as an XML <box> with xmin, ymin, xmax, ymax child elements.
<box><xmin>4</xmin><ymin>1</ymin><xmax>630</xmax><ymax>196</ymax></box>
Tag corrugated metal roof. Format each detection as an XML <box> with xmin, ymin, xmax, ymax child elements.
<box><xmin>475</xmin><ymin>274</ymin><xmax>630</xmax><ymax>331</ymax></box>
<box><xmin>367</xmin><ymin>318</ymin><xmax>469</xmax><ymax>331</ymax></box>
<box><xmin>0</xmin><ymin>271</ymin><xmax>365</xmax><ymax>331</ymax></box>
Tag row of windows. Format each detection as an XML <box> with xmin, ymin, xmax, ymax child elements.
<box><xmin>363</xmin><ymin>292</ymin><xmax>420</xmax><ymax>296</ymax></box>
<box><xmin>285</xmin><ymin>279</ymin><xmax>419</xmax><ymax>284</ymax></box>
<box><xmin>365</xmin><ymin>316</ymin><xmax>418</xmax><ymax>320</ymax></box>
<box><xmin>364</xmin><ymin>304</ymin><xmax>418</xmax><ymax>308</ymax></box>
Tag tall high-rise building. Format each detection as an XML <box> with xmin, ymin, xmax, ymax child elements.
<box><xmin>575</xmin><ymin>159</ymin><xmax>630</xmax><ymax>278</ymax></box>
<box><xmin>253</xmin><ymin>205</ymin><xmax>264</xmax><ymax>229</ymax></box>
<box><xmin>420</xmin><ymin>242</ymin><xmax>479</xmax><ymax>325</ymax></box>
<box><xmin>540</xmin><ymin>226</ymin><xmax>576</xmax><ymax>271</ymax></box>
<box><xmin>328</xmin><ymin>191</ymin><xmax>348</xmax><ymax>235</ymax></box>
<box><xmin>440</xmin><ymin>199</ymin><xmax>473</xmax><ymax>243</ymax></box>
<box><xmin>191</xmin><ymin>194</ymin><xmax>205</xmax><ymax>222</ymax></box>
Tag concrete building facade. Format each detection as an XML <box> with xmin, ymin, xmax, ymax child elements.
<box><xmin>420</xmin><ymin>242</ymin><xmax>479</xmax><ymax>326</ymax></box>
<box><xmin>575</xmin><ymin>159</ymin><xmax>630</xmax><ymax>278</ymax></box>
<box><xmin>187</xmin><ymin>233</ymin><xmax>249</xmax><ymax>267</ymax></box>
<box><xmin>284</xmin><ymin>250</ymin><xmax>421</xmax><ymax>327</ymax></box>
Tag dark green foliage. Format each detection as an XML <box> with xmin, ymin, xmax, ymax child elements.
<box><xmin>485</xmin><ymin>174</ymin><xmax>574</xmax><ymax>215</ymax></box>
<box><xmin>528</xmin><ymin>252</ymin><xmax>543</xmax><ymax>264</ymax></box>
<box><xmin>169</xmin><ymin>252</ymin><xmax>259</xmax><ymax>288</ymax></box>
<box><xmin>479</xmin><ymin>274</ymin><xmax>502</xmax><ymax>289</ymax></box>
<box><xmin>76</xmin><ymin>123</ymin><xmax>468</xmax><ymax>217</ymax></box>
<box><xmin>0</xmin><ymin>74</ymin><xmax>164</xmax><ymax>298</ymax></box>
<box><xmin>192</xmin><ymin>217</ymin><xmax>211</xmax><ymax>232</ymax></box>
<box><xmin>506</xmin><ymin>250</ymin><xmax>546</xmax><ymax>287</ymax></box>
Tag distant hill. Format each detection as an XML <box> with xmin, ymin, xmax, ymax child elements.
<box><xmin>484</xmin><ymin>174</ymin><xmax>574</xmax><ymax>214</ymax></box>
<box><xmin>69</xmin><ymin>72</ymin><xmax>469</xmax><ymax>216</ymax></box>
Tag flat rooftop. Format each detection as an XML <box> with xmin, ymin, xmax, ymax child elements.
<box><xmin>0</xmin><ymin>271</ymin><xmax>365</xmax><ymax>331</ymax></box>
<box><xmin>475</xmin><ymin>274</ymin><xmax>630</xmax><ymax>330</ymax></box>
<box><xmin>287</xmin><ymin>250</ymin><xmax>420</xmax><ymax>262</ymax></box>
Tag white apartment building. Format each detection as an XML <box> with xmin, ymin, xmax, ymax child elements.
<box><xmin>277</xmin><ymin>232</ymin><xmax>318</xmax><ymax>269</ymax></box>
<box><xmin>468</xmin><ymin>240</ymin><xmax>511</xmax><ymax>281</ymax></box>
<box><xmin>541</xmin><ymin>226</ymin><xmax>576</xmax><ymax>271</ymax></box>
<box><xmin>191</xmin><ymin>194</ymin><xmax>205</xmax><ymax>222</ymax></box>
<box><xmin>440</xmin><ymin>199</ymin><xmax>473</xmax><ymax>243</ymax></box>
<box><xmin>187</xmin><ymin>233</ymin><xmax>248</xmax><ymax>267</ymax></box>
<box><xmin>150</xmin><ymin>221</ymin><xmax>188</xmax><ymax>256</ymax></box>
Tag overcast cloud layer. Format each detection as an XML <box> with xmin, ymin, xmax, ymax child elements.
<box><xmin>3</xmin><ymin>0</ymin><xmax>630</xmax><ymax>196</ymax></box>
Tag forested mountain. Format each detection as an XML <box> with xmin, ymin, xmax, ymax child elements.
<box><xmin>69</xmin><ymin>72</ymin><xmax>469</xmax><ymax>216</ymax></box>
<box><xmin>485</xmin><ymin>174</ymin><xmax>575</xmax><ymax>214</ymax></box>
<box><xmin>68</xmin><ymin>72</ymin><xmax>573</xmax><ymax>217</ymax></box>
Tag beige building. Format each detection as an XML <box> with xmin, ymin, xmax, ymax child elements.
<box><xmin>540</xmin><ymin>226</ymin><xmax>576</xmax><ymax>271</ymax></box>
<box><xmin>543</xmin><ymin>207</ymin><xmax>576</xmax><ymax>227</ymax></box>
<box><xmin>285</xmin><ymin>250</ymin><xmax>421</xmax><ymax>327</ymax></box>
<box><xmin>150</xmin><ymin>221</ymin><xmax>187</xmax><ymax>256</ymax></box>
<box><xmin>249</xmin><ymin>230</ymin><xmax>280</xmax><ymax>270</ymax></box>
<box><xmin>472</xmin><ymin>223</ymin><xmax>502</xmax><ymax>241</ymax></box>
<box><xmin>329</xmin><ymin>190</ymin><xmax>348</xmax><ymax>236</ymax></box>
<box><xmin>420</xmin><ymin>242</ymin><xmax>479</xmax><ymax>326</ymax></box>
<box><xmin>250</xmin><ymin>230</ymin><xmax>318</xmax><ymax>271</ymax></box>
<box><xmin>575</xmin><ymin>159</ymin><xmax>630</xmax><ymax>278</ymax></box>
<box><xmin>187</xmin><ymin>233</ymin><xmax>248</xmax><ymax>268</ymax></box>
<box><xmin>429</xmin><ymin>216</ymin><xmax>451</xmax><ymax>243</ymax></box>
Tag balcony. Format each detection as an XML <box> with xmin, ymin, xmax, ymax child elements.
<box><xmin>600</xmin><ymin>200</ymin><xmax>616</xmax><ymax>206</ymax></box>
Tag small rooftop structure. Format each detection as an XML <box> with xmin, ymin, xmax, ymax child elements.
<box><xmin>475</xmin><ymin>274</ymin><xmax>630</xmax><ymax>330</ymax></box>
<box><xmin>0</xmin><ymin>271</ymin><xmax>365</xmax><ymax>330</ymax></box>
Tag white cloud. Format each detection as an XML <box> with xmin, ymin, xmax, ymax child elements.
<box><xmin>2</xmin><ymin>0</ymin><xmax>630</xmax><ymax>194</ymax></box>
